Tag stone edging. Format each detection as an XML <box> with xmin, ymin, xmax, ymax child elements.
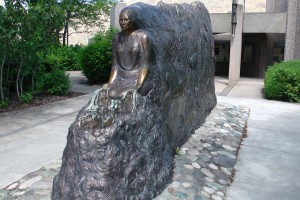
<box><xmin>155</xmin><ymin>103</ymin><xmax>249</xmax><ymax>200</ymax></box>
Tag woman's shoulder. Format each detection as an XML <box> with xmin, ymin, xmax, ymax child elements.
<box><xmin>113</xmin><ymin>32</ymin><xmax>122</xmax><ymax>40</ymax></box>
<box><xmin>133</xmin><ymin>29</ymin><xmax>149</xmax><ymax>38</ymax></box>
<box><xmin>132</xmin><ymin>30</ymin><xmax>151</xmax><ymax>44</ymax></box>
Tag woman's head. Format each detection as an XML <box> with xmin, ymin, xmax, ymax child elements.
<box><xmin>119</xmin><ymin>7</ymin><xmax>137</xmax><ymax>32</ymax></box>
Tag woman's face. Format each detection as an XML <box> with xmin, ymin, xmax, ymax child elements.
<box><xmin>119</xmin><ymin>11</ymin><xmax>134</xmax><ymax>31</ymax></box>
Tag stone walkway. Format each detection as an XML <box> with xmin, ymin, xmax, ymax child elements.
<box><xmin>0</xmin><ymin>103</ymin><xmax>249</xmax><ymax>200</ymax></box>
<box><xmin>155</xmin><ymin>103</ymin><xmax>249</xmax><ymax>200</ymax></box>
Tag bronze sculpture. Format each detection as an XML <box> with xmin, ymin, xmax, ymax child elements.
<box><xmin>52</xmin><ymin>2</ymin><xmax>216</xmax><ymax>200</ymax></box>
<box><xmin>104</xmin><ymin>7</ymin><xmax>153</xmax><ymax>100</ymax></box>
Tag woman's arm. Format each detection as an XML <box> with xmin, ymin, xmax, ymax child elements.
<box><xmin>103</xmin><ymin>34</ymin><xmax>119</xmax><ymax>89</ymax></box>
<box><xmin>136</xmin><ymin>33</ymin><xmax>152</xmax><ymax>89</ymax></box>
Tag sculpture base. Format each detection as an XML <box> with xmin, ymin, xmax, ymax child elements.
<box><xmin>52</xmin><ymin>89</ymin><xmax>173</xmax><ymax>200</ymax></box>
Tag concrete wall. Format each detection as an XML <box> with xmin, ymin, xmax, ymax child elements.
<box><xmin>124</xmin><ymin>0</ymin><xmax>266</xmax><ymax>13</ymax></box>
<box><xmin>210</xmin><ymin>14</ymin><xmax>231</xmax><ymax>34</ymax></box>
<box><xmin>211</xmin><ymin>12</ymin><xmax>286</xmax><ymax>34</ymax></box>
<box><xmin>266</xmin><ymin>0</ymin><xmax>288</xmax><ymax>12</ymax></box>
<box><xmin>243</xmin><ymin>13</ymin><xmax>286</xmax><ymax>33</ymax></box>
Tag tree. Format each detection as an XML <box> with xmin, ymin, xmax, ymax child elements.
<box><xmin>59</xmin><ymin>0</ymin><xmax>116</xmax><ymax>46</ymax></box>
<box><xmin>0</xmin><ymin>0</ymin><xmax>64</xmax><ymax>102</ymax></box>
<box><xmin>0</xmin><ymin>0</ymin><xmax>115</xmax><ymax>105</ymax></box>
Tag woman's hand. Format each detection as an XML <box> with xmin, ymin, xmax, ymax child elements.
<box><xmin>102</xmin><ymin>83</ymin><xmax>110</xmax><ymax>90</ymax></box>
<box><xmin>103</xmin><ymin>68</ymin><xmax>118</xmax><ymax>90</ymax></box>
<box><xmin>136</xmin><ymin>67</ymin><xmax>148</xmax><ymax>89</ymax></box>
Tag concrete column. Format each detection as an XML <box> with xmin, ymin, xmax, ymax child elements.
<box><xmin>228</xmin><ymin>1</ymin><xmax>244</xmax><ymax>86</ymax></box>
<box><xmin>284</xmin><ymin>0</ymin><xmax>300</xmax><ymax>60</ymax></box>
<box><xmin>266</xmin><ymin>0</ymin><xmax>288</xmax><ymax>12</ymax></box>
<box><xmin>110</xmin><ymin>2</ymin><xmax>127</xmax><ymax>29</ymax></box>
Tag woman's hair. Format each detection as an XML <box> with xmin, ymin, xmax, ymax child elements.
<box><xmin>120</xmin><ymin>3</ymin><xmax>165</xmax><ymax>30</ymax></box>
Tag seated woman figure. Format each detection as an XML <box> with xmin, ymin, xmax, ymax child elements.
<box><xmin>104</xmin><ymin>6</ymin><xmax>154</xmax><ymax>100</ymax></box>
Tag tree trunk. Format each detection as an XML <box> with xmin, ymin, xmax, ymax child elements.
<box><xmin>0</xmin><ymin>52</ymin><xmax>6</xmax><ymax>101</ymax></box>
<box><xmin>31</xmin><ymin>73</ymin><xmax>35</xmax><ymax>93</ymax></box>
<box><xmin>16</xmin><ymin>54</ymin><xmax>23</xmax><ymax>100</ymax></box>
<box><xmin>63</xmin><ymin>10</ymin><xmax>71</xmax><ymax>46</ymax></box>
<box><xmin>20</xmin><ymin>75</ymin><xmax>24</xmax><ymax>96</ymax></box>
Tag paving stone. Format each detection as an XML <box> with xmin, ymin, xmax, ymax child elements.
<box><xmin>221</xmin><ymin>167</ymin><xmax>232</xmax><ymax>176</ymax></box>
<box><xmin>216</xmin><ymin>191</ymin><xmax>224</xmax><ymax>197</ymax></box>
<box><xmin>184</xmin><ymin>164</ymin><xmax>194</xmax><ymax>170</ymax></box>
<box><xmin>188</xmin><ymin>186</ymin><xmax>199</xmax><ymax>194</ymax></box>
<box><xmin>213</xmin><ymin>142</ymin><xmax>222</xmax><ymax>148</ymax></box>
<box><xmin>182</xmin><ymin>147</ymin><xmax>189</xmax><ymax>151</ymax></box>
<box><xmin>172</xmin><ymin>181</ymin><xmax>181</xmax><ymax>188</ymax></box>
<box><xmin>222</xmin><ymin>144</ymin><xmax>236</xmax><ymax>151</ymax></box>
<box><xmin>183</xmin><ymin>182</ymin><xmax>191</xmax><ymax>188</ymax></box>
<box><xmin>192</xmin><ymin>162</ymin><xmax>201</xmax><ymax>169</ymax></box>
<box><xmin>187</xmin><ymin>155</ymin><xmax>198</xmax><ymax>162</ymax></box>
<box><xmin>194</xmin><ymin>194</ymin><xmax>203</xmax><ymax>200</ymax></box>
<box><xmin>208</xmin><ymin>164</ymin><xmax>218</xmax><ymax>170</ymax></box>
<box><xmin>0</xmin><ymin>190</ymin><xmax>8</xmax><ymax>198</ymax></box>
<box><xmin>201</xmin><ymin>168</ymin><xmax>215</xmax><ymax>178</ymax></box>
<box><xmin>174</xmin><ymin>191</ymin><xmax>188</xmax><ymax>199</ymax></box>
<box><xmin>193</xmin><ymin>171</ymin><xmax>206</xmax><ymax>184</ymax></box>
<box><xmin>12</xmin><ymin>191</ymin><xmax>26</xmax><ymax>196</ymax></box>
<box><xmin>19</xmin><ymin>176</ymin><xmax>42</xmax><ymax>190</ymax></box>
<box><xmin>200</xmin><ymin>190</ymin><xmax>211</xmax><ymax>198</ymax></box>
<box><xmin>212</xmin><ymin>169</ymin><xmax>228</xmax><ymax>180</ymax></box>
<box><xmin>212</xmin><ymin>195</ymin><xmax>222</xmax><ymax>200</ymax></box>
<box><xmin>186</xmin><ymin>175</ymin><xmax>193</xmax><ymax>181</ymax></box>
<box><xmin>199</xmin><ymin>154</ymin><xmax>211</xmax><ymax>162</ymax></box>
<box><xmin>205</xmin><ymin>177</ymin><xmax>215</xmax><ymax>182</ymax></box>
<box><xmin>217</xmin><ymin>179</ymin><xmax>228</xmax><ymax>185</ymax></box>
<box><xmin>202</xmin><ymin>143</ymin><xmax>211</xmax><ymax>148</ymax></box>
<box><xmin>230</xmin><ymin>142</ymin><xmax>240</xmax><ymax>148</ymax></box>
<box><xmin>201</xmin><ymin>139</ymin><xmax>214</xmax><ymax>145</ymax></box>
<box><xmin>212</xmin><ymin>155</ymin><xmax>235</xmax><ymax>168</ymax></box>
<box><xmin>206</xmin><ymin>181</ymin><xmax>225</xmax><ymax>191</ymax></box>
<box><xmin>188</xmin><ymin>149</ymin><xmax>200</xmax><ymax>156</ymax></box>
<box><xmin>168</xmin><ymin>187</ymin><xmax>175</xmax><ymax>195</ymax></box>
<box><xmin>179</xmin><ymin>150</ymin><xmax>187</xmax><ymax>155</ymax></box>
<box><xmin>203</xmin><ymin>186</ymin><xmax>215</xmax><ymax>194</ymax></box>
<box><xmin>174</xmin><ymin>174</ymin><xmax>181</xmax><ymax>179</ymax></box>
<box><xmin>7</xmin><ymin>182</ymin><xmax>19</xmax><ymax>190</ymax></box>
<box><xmin>204</xmin><ymin>146</ymin><xmax>214</xmax><ymax>151</ymax></box>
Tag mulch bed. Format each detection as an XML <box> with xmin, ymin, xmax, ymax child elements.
<box><xmin>0</xmin><ymin>92</ymin><xmax>84</xmax><ymax>113</ymax></box>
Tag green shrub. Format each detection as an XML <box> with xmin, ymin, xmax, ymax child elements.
<box><xmin>80</xmin><ymin>28</ymin><xmax>118</xmax><ymax>84</ymax></box>
<box><xmin>41</xmin><ymin>45</ymin><xmax>82</xmax><ymax>72</ymax></box>
<box><xmin>264</xmin><ymin>60</ymin><xmax>300</xmax><ymax>102</ymax></box>
<box><xmin>0</xmin><ymin>98</ymin><xmax>9</xmax><ymax>109</ymax></box>
<box><xmin>37</xmin><ymin>69</ymin><xmax>70</xmax><ymax>95</ymax></box>
<box><xmin>20</xmin><ymin>92</ymin><xmax>33</xmax><ymax>104</ymax></box>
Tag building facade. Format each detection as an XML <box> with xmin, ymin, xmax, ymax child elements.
<box><xmin>211</xmin><ymin>0</ymin><xmax>300</xmax><ymax>85</ymax></box>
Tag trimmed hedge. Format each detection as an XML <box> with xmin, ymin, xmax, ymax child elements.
<box><xmin>80</xmin><ymin>28</ymin><xmax>118</xmax><ymax>84</ymax></box>
<box><xmin>264</xmin><ymin>60</ymin><xmax>300</xmax><ymax>102</ymax></box>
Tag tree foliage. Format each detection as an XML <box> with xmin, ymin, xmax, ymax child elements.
<box><xmin>0</xmin><ymin>0</ymin><xmax>115</xmax><ymax>104</ymax></box>
<box><xmin>59</xmin><ymin>0</ymin><xmax>115</xmax><ymax>46</ymax></box>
